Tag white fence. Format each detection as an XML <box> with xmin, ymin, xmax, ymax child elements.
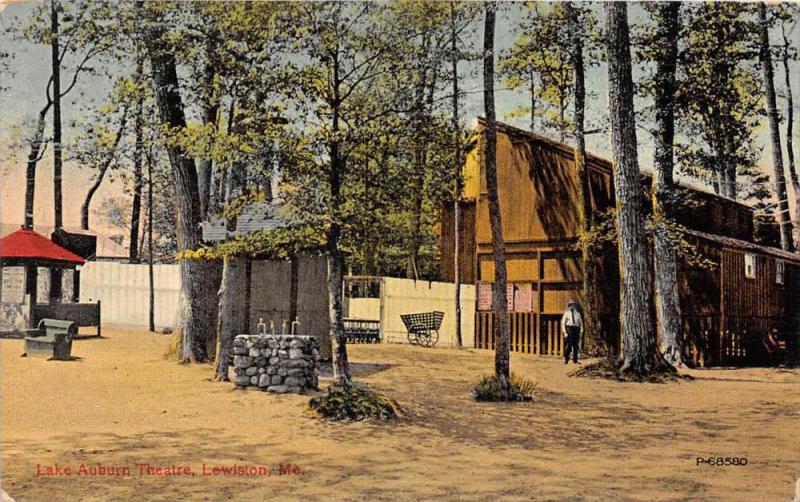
<box><xmin>345</xmin><ymin>277</ymin><xmax>476</xmax><ymax>348</ymax></box>
<box><xmin>79</xmin><ymin>261</ymin><xmax>180</xmax><ymax>329</ymax></box>
<box><xmin>80</xmin><ymin>264</ymin><xmax>477</xmax><ymax>348</ymax></box>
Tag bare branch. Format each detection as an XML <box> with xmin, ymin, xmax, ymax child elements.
<box><xmin>60</xmin><ymin>47</ymin><xmax>101</xmax><ymax>98</ymax></box>
<box><xmin>34</xmin><ymin>139</ymin><xmax>51</xmax><ymax>162</ymax></box>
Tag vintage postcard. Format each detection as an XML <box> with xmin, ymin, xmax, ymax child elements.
<box><xmin>1</xmin><ymin>1</ymin><xmax>798</xmax><ymax>501</ymax></box>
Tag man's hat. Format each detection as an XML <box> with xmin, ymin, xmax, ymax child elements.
<box><xmin>566</xmin><ymin>299</ymin><xmax>578</xmax><ymax>307</ymax></box>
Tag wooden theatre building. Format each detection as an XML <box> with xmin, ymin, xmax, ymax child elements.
<box><xmin>440</xmin><ymin>119</ymin><xmax>798</xmax><ymax>366</ymax></box>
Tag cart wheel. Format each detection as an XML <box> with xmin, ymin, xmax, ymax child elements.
<box><xmin>429</xmin><ymin>330</ymin><xmax>439</xmax><ymax>347</ymax></box>
<box><xmin>417</xmin><ymin>330</ymin><xmax>431</xmax><ymax>347</ymax></box>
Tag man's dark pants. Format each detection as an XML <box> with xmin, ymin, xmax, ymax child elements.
<box><xmin>564</xmin><ymin>325</ymin><xmax>580</xmax><ymax>363</ymax></box>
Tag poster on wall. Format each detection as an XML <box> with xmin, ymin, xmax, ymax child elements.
<box><xmin>507</xmin><ymin>283</ymin><xmax>515</xmax><ymax>311</ymax></box>
<box><xmin>514</xmin><ymin>283</ymin><xmax>533</xmax><ymax>312</ymax></box>
<box><xmin>1</xmin><ymin>267</ymin><xmax>25</xmax><ymax>304</ymax></box>
<box><xmin>477</xmin><ymin>282</ymin><xmax>493</xmax><ymax>311</ymax></box>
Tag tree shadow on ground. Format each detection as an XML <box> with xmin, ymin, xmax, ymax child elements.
<box><xmin>315</xmin><ymin>362</ymin><xmax>393</xmax><ymax>379</ymax></box>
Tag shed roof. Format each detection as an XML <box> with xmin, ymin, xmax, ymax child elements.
<box><xmin>0</xmin><ymin>228</ymin><xmax>86</xmax><ymax>265</ymax></box>
<box><xmin>686</xmin><ymin>229</ymin><xmax>800</xmax><ymax>263</ymax></box>
<box><xmin>201</xmin><ymin>202</ymin><xmax>286</xmax><ymax>242</ymax></box>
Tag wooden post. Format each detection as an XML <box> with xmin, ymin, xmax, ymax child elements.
<box><xmin>25</xmin><ymin>264</ymin><xmax>38</xmax><ymax>308</ymax></box>
<box><xmin>536</xmin><ymin>250</ymin><xmax>543</xmax><ymax>356</ymax></box>
<box><xmin>49</xmin><ymin>266</ymin><xmax>63</xmax><ymax>304</ymax></box>
<box><xmin>289</xmin><ymin>253</ymin><xmax>299</xmax><ymax>325</ymax></box>
<box><xmin>73</xmin><ymin>267</ymin><xmax>80</xmax><ymax>303</ymax></box>
<box><xmin>244</xmin><ymin>257</ymin><xmax>252</xmax><ymax>334</ymax></box>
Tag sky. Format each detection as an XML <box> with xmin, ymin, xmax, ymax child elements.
<box><xmin>0</xmin><ymin>1</ymin><xmax>797</xmax><ymax>234</ymax></box>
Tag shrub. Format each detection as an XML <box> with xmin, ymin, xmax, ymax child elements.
<box><xmin>473</xmin><ymin>373</ymin><xmax>536</xmax><ymax>402</ymax></box>
<box><xmin>308</xmin><ymin>383</ymin><xmax>400</xmax><ymax>421</ymax></box>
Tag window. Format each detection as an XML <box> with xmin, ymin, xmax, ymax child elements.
<box><xmin>776</xmin><ymin>259</ymin><xmax>785</xmax><ymax>285</ymax></box>
<box><xmin>744</xmin><ymin>253</ymin><xmax>756</xmax><ymax>279</ymax></box>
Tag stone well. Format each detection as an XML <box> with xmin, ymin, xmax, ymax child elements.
<box><xmin>232</xmin><ymin>334</ymin><xmax>320</xmax><ymax>394</ymax></box>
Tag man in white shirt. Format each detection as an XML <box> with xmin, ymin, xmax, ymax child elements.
<box><xmin>561</xmin><ymin>300</ymin><xmax>582</xmax><ymax>364</ymax></box>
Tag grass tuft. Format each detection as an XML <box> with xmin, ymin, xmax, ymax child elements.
<box><xmin>473</xmin><ymin>373</ymin><xmax>536</xmax><ymax>402</ymax></box>
<box><xmin>308</xmin><ymin>383</ymin><xmax>400</xmax><ymax>421</ymax></box>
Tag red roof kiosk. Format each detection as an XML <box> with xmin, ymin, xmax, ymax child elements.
<box><xmin>0</xmin><ymin>228</ymin><xmax>86</xmax><ymax>333</ymax></box>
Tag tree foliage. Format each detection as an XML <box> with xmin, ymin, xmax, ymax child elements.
<box><xmin>499</xmin><ymin>2</ymin><xmax>602</xmax><ymax>139</ymax></box>
<box><xmin>674</xmin><ymin>2</ymin><xmax>763</xmax><ymax>200</ymax></box>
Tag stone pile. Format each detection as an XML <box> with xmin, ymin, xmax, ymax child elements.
<box><xmin>232</xmin><ymin>334</ymin><xmax>320</xmax><ymax>394</ymax></box>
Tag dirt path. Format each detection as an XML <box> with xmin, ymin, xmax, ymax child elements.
<box><xmin>2</xmin><ymin>328</ymin><xmax>798</xmax><ymax>501</ymax></box>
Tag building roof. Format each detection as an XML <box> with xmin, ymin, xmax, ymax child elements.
<box><xmin>202</xmin><ymin>202</ymin><xmax>286</xmax><ymax>242</ymax></box>
<box><xmin>0</xmin><ymin>228</ymin><xmax>86</xmax><ymax>264</ymax></box>
<box><xmin>0</xmin><ymin>224</ymin><xmax>129</xmax><ymax>259</ymax></box>
<box><xmin>686</xmin><ymin>229</ymin><xmax>800</xmax><ymax>263</ymax></box>
<box><xmin>475</xmin><ymin>117</ymin><xmax>753</xmax><ymax>212</ymax></box>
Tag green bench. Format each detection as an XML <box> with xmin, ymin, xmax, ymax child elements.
<box><xmin>24</xmin><ymin>319</ymin><xmax>77</xmax><ymax>360</ymax></box>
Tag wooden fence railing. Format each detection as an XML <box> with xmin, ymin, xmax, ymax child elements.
<box><xmin>478</xmin><ymin>312</ymin><xmax>793</xmax><ymax>366</ymax></box>
<box><xmin>475</xmin><ymin>312</ymin><xmax>563</xmax><ymax>356</ymax></box>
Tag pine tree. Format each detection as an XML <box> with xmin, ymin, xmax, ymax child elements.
<box><xmin>605</xmin><ymin>2</ymin><xmax>675</xmax><ymax>379</ymax></box>
<box><xmin>758</xmin><ymin>2</ymin><xmax>795</xmax><ymax>252</ymax></box>
<box><xmin>483</xmin><ymin>1</ymin><xmax>510</xmax><ymax>382</ymax></box>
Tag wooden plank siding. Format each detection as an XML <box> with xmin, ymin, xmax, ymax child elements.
<box><xmin>441</xmin><ymin>119</ymin><xmax>796</xmax><ymax>366</ymax></box>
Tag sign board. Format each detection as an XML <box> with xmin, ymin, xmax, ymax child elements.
<box><xmin>507</xmin><ymin>283</ymin><xmax>516</xmax><ymax>311</ymax></box>
<box><xmin>477</xmin><ymin>282</ymin><xmax>493</xmax><ymax>311</ymax></box>
<box><xmin>1</xmin><ymin>267</ymin><xmax>25</xmax><ymax>304</ymax></box>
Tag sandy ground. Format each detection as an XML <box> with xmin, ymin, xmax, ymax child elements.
<box><xmin>1</xmin><ymin>328</ymin><xmax>798</xmax><ymax>502</ymax></box>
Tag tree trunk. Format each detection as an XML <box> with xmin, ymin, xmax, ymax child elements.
<box><xmin>484</xmin><ymin>2</ymin><xmax>510</xmax><ymax>381</ymax></box>
<box><xmin>145</xmin><ymin>17</ymin><xmax>220</xmax><ymax>363</ymax></box>
<box><xmin>327</xmin><ymin>230</ymin><xmax>351</xmax><ymax>385</ymax></box>
<box><xmin>24</xmin><ymin>102</ymin><xmax>52</xmax><ymax>229</ymax></box>
<box><xmin>328</xmin><ymin>46</ymin><xmax>351</xmax><ymax>384</ymax></box>
<box><xmin>214</xmin><ymin>110</ymin><xmax>250</xmax><ymax>381</ymax></box>
<box><xmin>723</xmin><ymin>144</ymin><xmax>737</xmax><ymax>200</ymax></box>
<box><xmin>51</xmin><ymin>0</ymin><xmax>63</xmax><ymax>230</ymax></box>
<box><xmin>529</xmin><ymin>68</ymin><xmax>536</xmax><ymax>132</ymax></box>
<box><xmin>605</xmin><ymin>2</ymin><xmax>673</xmax><ymax>379</ymax></box>
<box><xmin>147</xmin><ymin>147</ymin><xmax>155</xmax><ymax>332</ymax></box>
<box><xmin>759</xmin><ymin>2</ymin><xmax>795</xmax><ymax>252</ymax></box>
<box><xmin>196</xmin><ymin>41</ymin><xmax>225</xmax><ymax>352</ymax></box>
<box><xmin>49</xmin><ymin>0</ymin><xmax>63</xmax><ymax>302</ymax></box>
<box><xmin>651</xmin><ymin>2</ymin><xmax>685</xmax><ymax>367</ymax></box>
<box><xmin>566</xmin><ymin>2</ymin><xmax>600</xmax><ymax>356</ymax></box>
<box><xmin>215</xmin><ymin>255</ymin><xmax>247</xmax><ymax>381</ymax></box>
<box><xmin>130</xmin><ymin>54</ymin><xmax>145</xmax><ymax>263</ymax></box>
<box><xmin>781</xmin><ymin>24</ymin><xmax>800</xmax><ymax>249</ymax></box>
<box><xmin>450</xmin><ymin>0</ymin><xmax>463</xmax><ymax>349</ymax></box>
<box><xmin>406</xmin><ymin>40</ymin><xmax>432</xmax><ymax>281</ymax></box>
<box><xmin>327</xmin><ymin>153</ymin><xmax>351</xmax><ymax>385</ymax></box>
<box><xmin>197</xmin><ymin>34</ymin><xmax>221</xmax><ymax>220</ymax></box>
<box><xmin>81</xmin><ymin>108</ymin><xmax>129</xmax><ymax>230</ymax></box>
